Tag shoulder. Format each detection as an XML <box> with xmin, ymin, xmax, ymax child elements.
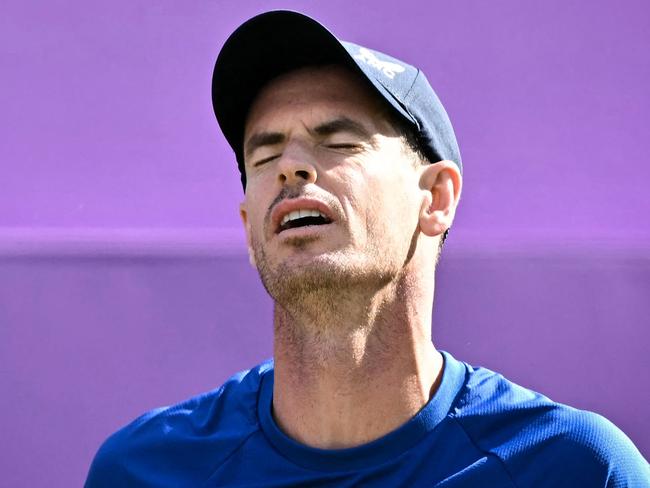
<box><xmin>85</xmin><ymin>360</ymin><xmax>273</xmax><ymax>487</ymax></box>
<box><xmin>452</xmin><ymin>362</ymin><xmax>650</xmax><ymax>487</ymax></box>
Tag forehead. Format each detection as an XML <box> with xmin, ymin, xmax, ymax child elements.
<box><xmin>244</xmin><ymin>65</ymin><xmax>390</xmax><ymax>135</ymax></box>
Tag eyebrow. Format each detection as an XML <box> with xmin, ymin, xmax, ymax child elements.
<box><xmin>312</xmin><ymin>117</ymin><xmax>372</xmax><ymax>140</ymax></box>
<box><xmin>244</xmin><ymin>117</ymin><xmax>373</xmax><ymax>159</ymax></box>
<box><xmin>244</xmin><ymin>132</ymin><xmax>285</xmax><ymax>159</ymax></box>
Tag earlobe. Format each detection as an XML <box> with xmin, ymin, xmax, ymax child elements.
<box><xmin>239</xmin><ymin>203</ymin><xmax>257</xmax><ymax>269</ymax></box>
<box><xmin>418</xmin><ymin>161</ymin><xmax>462</xmax><ymax>238</ymax></box>
<box><xmin>247</xmin><ymin>247</ymin><xmax>257</xmax><ymax>269</ymax></box>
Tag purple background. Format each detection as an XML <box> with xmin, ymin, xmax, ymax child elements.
<box><xmin>1</xmin><ymin>1</ymin><xmax>648</xmax><ymax>486</ymax></box>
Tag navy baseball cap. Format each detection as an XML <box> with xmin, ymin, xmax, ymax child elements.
<box><xmin>212</xmin><ymin>10</ymin><xmax>462</xmax><ymax>189</ymax></box>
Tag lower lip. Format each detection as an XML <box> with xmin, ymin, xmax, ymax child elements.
<box><xmin>275</xmin><ymin>223</ymin><xmax>334</xmax><ymax>239</ymax></box>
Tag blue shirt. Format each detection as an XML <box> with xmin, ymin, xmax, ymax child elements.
<box><xmin>85</xmin><ymin>351</ymin><xmax>649</xmax><ymax>487</ymax></box>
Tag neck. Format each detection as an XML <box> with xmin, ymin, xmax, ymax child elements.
<box><xmin>271</xmin><ymin>272</ymin><xmax>443</xmax><ymax>449</ymax></box>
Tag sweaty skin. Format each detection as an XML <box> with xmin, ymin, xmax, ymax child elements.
<box><xmin>239</xmin><ymin>65</ymin><xmax>462</xmax><ymax>449</ymax></box>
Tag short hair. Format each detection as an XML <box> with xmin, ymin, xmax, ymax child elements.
<box><xmin>384</xmin><ymin>110</ymin><xmax>450</xmax><ymax>261</ymax></box>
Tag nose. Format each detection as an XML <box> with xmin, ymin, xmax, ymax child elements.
<box><xmin>276</xmin><ymin>146</ymin><xmax>317</xmax><ymax>186</ymax></box>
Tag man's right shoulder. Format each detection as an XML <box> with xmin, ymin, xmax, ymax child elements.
<box><xmin>84</xmin><ymin>360</ymin><xmax>273</xmax><ymax>487</ymax></box>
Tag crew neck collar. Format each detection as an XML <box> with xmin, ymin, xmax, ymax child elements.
<box><xmin>257</xmin><ymin>350</ymin><xmax>468</xmax><ymax>472</ymax></box>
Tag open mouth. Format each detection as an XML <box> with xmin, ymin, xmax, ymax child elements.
<box><xmin>278</xmin><ymin>210</ymin><xmax>332</xmax><ymax>233</ymax></box>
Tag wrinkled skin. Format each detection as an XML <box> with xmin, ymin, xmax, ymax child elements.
<box><xmin>240</xmin><ymin>65</ymin><xmax>426</xmax><ymax>320</ymax></box>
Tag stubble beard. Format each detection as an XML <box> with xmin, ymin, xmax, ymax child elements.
<box><xmin>252</xmin><ymin>235</ymin><xmax>398</xmax><ymax>334</ymax></box>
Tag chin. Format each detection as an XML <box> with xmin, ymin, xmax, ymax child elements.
<box><xmin>266</xmin><ymin>255</ymin><xmax>346</xmax><ymax>290</ymax></box>
<box><xmin>259</xmin><ymin>250</ymin><xmax>394</xmax><ymax>304</ymax></box>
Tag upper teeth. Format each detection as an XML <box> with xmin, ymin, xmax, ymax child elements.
<box><xmin>281</xmin><ymin>209</ymin><xmax>327</xmax><ymax>226</ymax></box>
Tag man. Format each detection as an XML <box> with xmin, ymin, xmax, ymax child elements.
<box><xmin>86</xmin><ymin>10</ymin><xmax>649</xmax><ymax>487</ymax></box>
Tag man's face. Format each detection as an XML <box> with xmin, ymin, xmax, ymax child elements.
<box><xmin>240</xmin><ymin>65</ymin><xmax>426</xmax><ymax>303</ymax></box>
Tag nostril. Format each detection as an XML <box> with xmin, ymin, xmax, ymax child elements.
<box><xmin>278</xmin><ymin>165</ymin><xmax>316</xmax><ymax>184</ymax></box>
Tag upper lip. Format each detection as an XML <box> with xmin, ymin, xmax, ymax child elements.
<box><xmin>270</xmin><ymin>197</ymin><xmax>336</xmax><ymax>234</ymax></box>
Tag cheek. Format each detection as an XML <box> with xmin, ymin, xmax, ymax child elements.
<box><xmin>335</xmin><ymin>172</ymin><xmax>395</xmax><ymax>243</ymax></box>
<box><xmin>330</xmin><ymin>166</ymin><xmax>371</xmax><ymax>228</ymax></box>
<box><xmin>242</xmin><ymin>193</ymin><xmax>269</xmax><ymax>240</ymax></box>
<box><xmin>364</xmin><ymin>169</ymin><xmax>420</xmax><ymax>236</ymax></box>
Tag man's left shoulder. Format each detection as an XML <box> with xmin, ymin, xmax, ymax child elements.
<box><xmin>524</xmin><ymin>405</ymin><xmax>650</xmax><ymax>486</ymax></box>
<box><xmin>453</xmin><ymin>363</ymin><xmax>650</xmax><ymax>486</ymax></box>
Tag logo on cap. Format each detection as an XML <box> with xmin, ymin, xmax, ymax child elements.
<box><xmin>353</xmin><ymin>47</ymin><xmax>405</xmax><ymax>79</ymax></box>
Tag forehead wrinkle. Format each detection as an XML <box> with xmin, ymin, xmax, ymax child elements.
<box><xmin>244</xmin><ymin>66</ymin><xmax>394</xmax><ymax>158</ymax></box>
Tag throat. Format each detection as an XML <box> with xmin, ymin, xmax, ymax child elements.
<box><xmin>272</xmin><ymin>342</ymin><xmax>443</xmax><ymax>450</ymax></box>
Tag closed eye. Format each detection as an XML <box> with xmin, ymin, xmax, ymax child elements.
<box><xmin>253</xmin><ymin>154</ymin><xmax>280</xmax><ymax>167</ymax></box>
<box><xmin>325</xmin><ymin>143</ymin><xmax>363</xmax><ymax>151</ymax></box>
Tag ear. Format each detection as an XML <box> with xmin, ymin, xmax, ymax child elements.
<box><xmin>239</xmin><ymin>202</ymin><xmax>257</xmax><ymax>269</ymax></box>
<box><xmin>418</xmin><ymin>160</ymin><xmax>462</xmax><ymax>237</ymax></box>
